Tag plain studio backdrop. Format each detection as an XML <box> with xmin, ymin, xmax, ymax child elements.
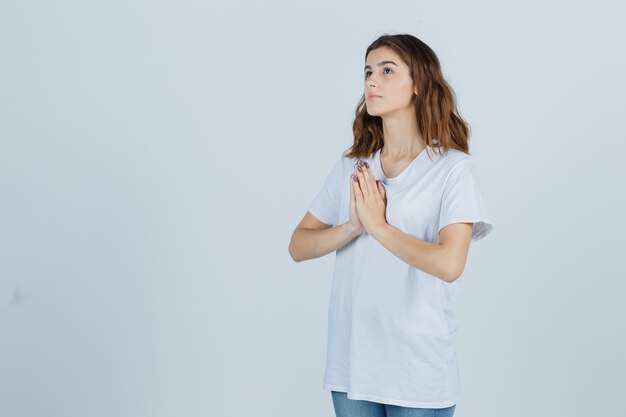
<box><xmin>1</xmin><ymin>1</ymin><xmax>624</xmax><ymax>416</ymax></box>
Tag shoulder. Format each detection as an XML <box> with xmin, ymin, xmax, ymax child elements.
<box><xmin>434</xmin><ymin>147</ymin><xmax>474</xmax><ymax>171</ymax></box>
<box><xmin>438</xmin><ymin>147</ymin><xmax>471</xmax><ymax>163</ymax></box>
<box><xmin>432</xmin><ymin>149</ymin><xmax>478</xmax><ymax>188</ymax></box>
<box><xmin>337</xmin><ymin>148</ymin><xmax>357</xmax><ymax>169</ymax></box>
<box><xmin>340</xmin><ymin>148</ymin><xmax>357</xmax><ymax>161</ymax></box>
<box><xmin>321</xmin><ymin>149</ymin><xmax>354</xmax><ymax>181</ymax></box>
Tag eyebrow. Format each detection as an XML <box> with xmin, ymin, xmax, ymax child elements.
<box><xmin>364</xmin><ymin>60</ymin><xmax>398</xmax><ymax>71</ymax></box>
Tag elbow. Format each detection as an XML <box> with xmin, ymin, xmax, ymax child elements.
<box><xmin>438</xmin><ymin>244</ymin><xmax>468</xmax><ymax>283</ymax></box>
<box><xmin>288</xmin><ymin>241</ymin><xmax>303</xmax><ymax>263</ymax></box>
<box><xmin>290</xmin><ymin>252</ymin><xmax>303</xmax><ymax>263</ymax></box>
<box><xmin>446</xmin><ymin>269</ymin><xmax>461</xmax><ymax>283</ymax></box>
<box><xmin>288</xmin><ymin>245</ymin><xmax>299</xmax><ymax>263</ymax></box>
<box><xmin>445</xmin><ymin>261</ymin><xmax>465</xmax><ymax>283</ymax></box>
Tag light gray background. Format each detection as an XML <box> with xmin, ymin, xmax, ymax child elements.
<box><xmin>1</xmin><ymin>1</ymin><xmax>624</xmax><ymax>416</ymax></box>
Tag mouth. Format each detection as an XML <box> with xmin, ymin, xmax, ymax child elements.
<box><xmin>367</xmin><ymin>95</ymin><xmax>382</xmax><ymax>101</ymax></box>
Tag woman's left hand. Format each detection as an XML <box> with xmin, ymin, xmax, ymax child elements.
<box><xmin>352</xmin><ymin>160</ymin><xmax>388</xmax><ymax>235</ymax></box>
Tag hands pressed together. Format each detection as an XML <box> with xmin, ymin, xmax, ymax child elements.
<box><xmin>348</xmin><ymin>159</ymin><xmax>388</xmax><ymax>237</ymax></box>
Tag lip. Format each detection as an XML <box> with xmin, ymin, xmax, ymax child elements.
<box><xmin>367</xmin><ymin>94</ymin><xmax>382</xmax><ymax>101</ymax></box>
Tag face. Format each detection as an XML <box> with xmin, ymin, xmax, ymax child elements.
<box><xmin>364</xmin><ymin>47</ymin><xmax>416</xmax><ymax>117</ymax></box>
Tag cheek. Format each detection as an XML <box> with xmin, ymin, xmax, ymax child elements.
<box><xmin>390</xmin><ymin>80</ymin><xmax>414</xmax><ymax>98</ymax></box>
<box><xmin>390</xmin><ymin>86</ymin><xmax>415</xmax><ymax>105</ymax></box>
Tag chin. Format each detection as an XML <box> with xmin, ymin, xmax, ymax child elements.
<box><xmin>366</xmin><ymin>106</ymin><xmax>384</xmax><ymax>117</ymax></box>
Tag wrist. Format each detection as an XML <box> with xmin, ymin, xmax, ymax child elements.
<box><xmin>371</xmin><ymin>222</ymin><xmax>388</xmax><ymax>239</ymax></box>
<box><xmin>344</xmin><ymin>222</ymin><xmax>361</xmax><ymax>239</ymax></box>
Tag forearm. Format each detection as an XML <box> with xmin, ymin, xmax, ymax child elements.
<box><xmin>371</xmin><ymin>223</ymin><xmax>454</xmax><ymax>282</ymax></box>
<box><xmin>289</xmin><ymin>222</ymin><xmax>359</xmax><ymax>262</ymax></box>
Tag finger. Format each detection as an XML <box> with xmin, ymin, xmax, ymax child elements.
<box><xmin>353</xmin><ymin>164</ymin><xmax>365</xmax><ymax>196</ymax></box>
<box><xmin>352</xmin><ymin>172</ymin><xmax>363</xmax><ymax>202</ymax></box>
<box><xmin>377</xmin><ymin>180</ymin><xmax>386</xmax><ymax>202</ymax></box>
<box><xmin>350</xmin><ymin>173</ymin><xmax>356</xmax><ymax>201</ymax></box>
<box><xmin>356</xmin><ymin>161</ymin><xmax>370</xmax><ymax>196</ymax></box>
<box><xmin>363</xmin><ymin>161</ymin><xmax>375</xmax><ymax>184</ymax></box>
<box><xmin>363</xmin><ymin>161</ymin><xmax>376</xmax><ymax>194</ymax></box>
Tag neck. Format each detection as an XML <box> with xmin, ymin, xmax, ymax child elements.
<box><xmin>380</xmin><ymin>109</ymin><xmax>425</xmax><ymax>158</ymax></box>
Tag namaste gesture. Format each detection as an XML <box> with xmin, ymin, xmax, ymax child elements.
<box><xmin>349</xmin><ymin>159</ymin><xmax>388</xmax><ymax>236</ymax></box>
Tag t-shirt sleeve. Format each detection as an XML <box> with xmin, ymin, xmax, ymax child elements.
<box><xmin>438</xmin><ymin>159</ymin><xmax>494</xmax><ymax>242</ymax></box>
<box><xmin>307</xmin><ymin>155</ymin><xmax>345</xmax><ymax>227</ymax></box>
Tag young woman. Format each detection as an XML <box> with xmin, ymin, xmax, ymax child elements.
<box><xmin>289</xmin><ymin>34</ymin><xmax>494</xmax><ymax>417</ymax></box>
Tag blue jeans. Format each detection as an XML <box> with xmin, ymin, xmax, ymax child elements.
<box><xmin>331</xmin><ymin>391</ymin><xmax>456</xmax><ymax>417</ymax></box>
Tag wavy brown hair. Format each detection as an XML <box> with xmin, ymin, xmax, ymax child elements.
<box><xmin>344</xmin><ymin>34</ymin><xmax>471</xmax><ymax>161</ymax></box>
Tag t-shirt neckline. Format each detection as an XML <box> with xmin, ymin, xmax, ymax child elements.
<box><xmin>376</xmin><ymin>145</ymin><xmax>430</xmax><ymax>184</ymax></box>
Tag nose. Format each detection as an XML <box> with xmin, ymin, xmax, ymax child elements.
<box><xmin>366</xmin><ymin>72</ymin><xmax>379</xmax><ymax>87</ymax></box>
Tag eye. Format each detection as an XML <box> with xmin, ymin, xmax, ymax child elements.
<box><xmin>364</xmin><ymin>68</ymin><xmax>393</xmax><ymax>79</ymax></box>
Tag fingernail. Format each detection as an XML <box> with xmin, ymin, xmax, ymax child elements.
<box><xmin>357</xmin><ymin>165</ymin><xmax>362</xmax><ymax>172</ymax></box>
<box><xmin>352</xmin><ymin>174</ymin><xmax>357</xmax><ymax>182</ymax></box>
<box><xmin>364</xmin><ymin>162</ymin><xmax>369</xmax><ymax>168</ymax></box>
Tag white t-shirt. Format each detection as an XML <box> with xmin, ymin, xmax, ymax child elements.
<box><xmin>307</xmin><ymin>144</ymin><xmax>494</xmax><ymax>408</ymax></box>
